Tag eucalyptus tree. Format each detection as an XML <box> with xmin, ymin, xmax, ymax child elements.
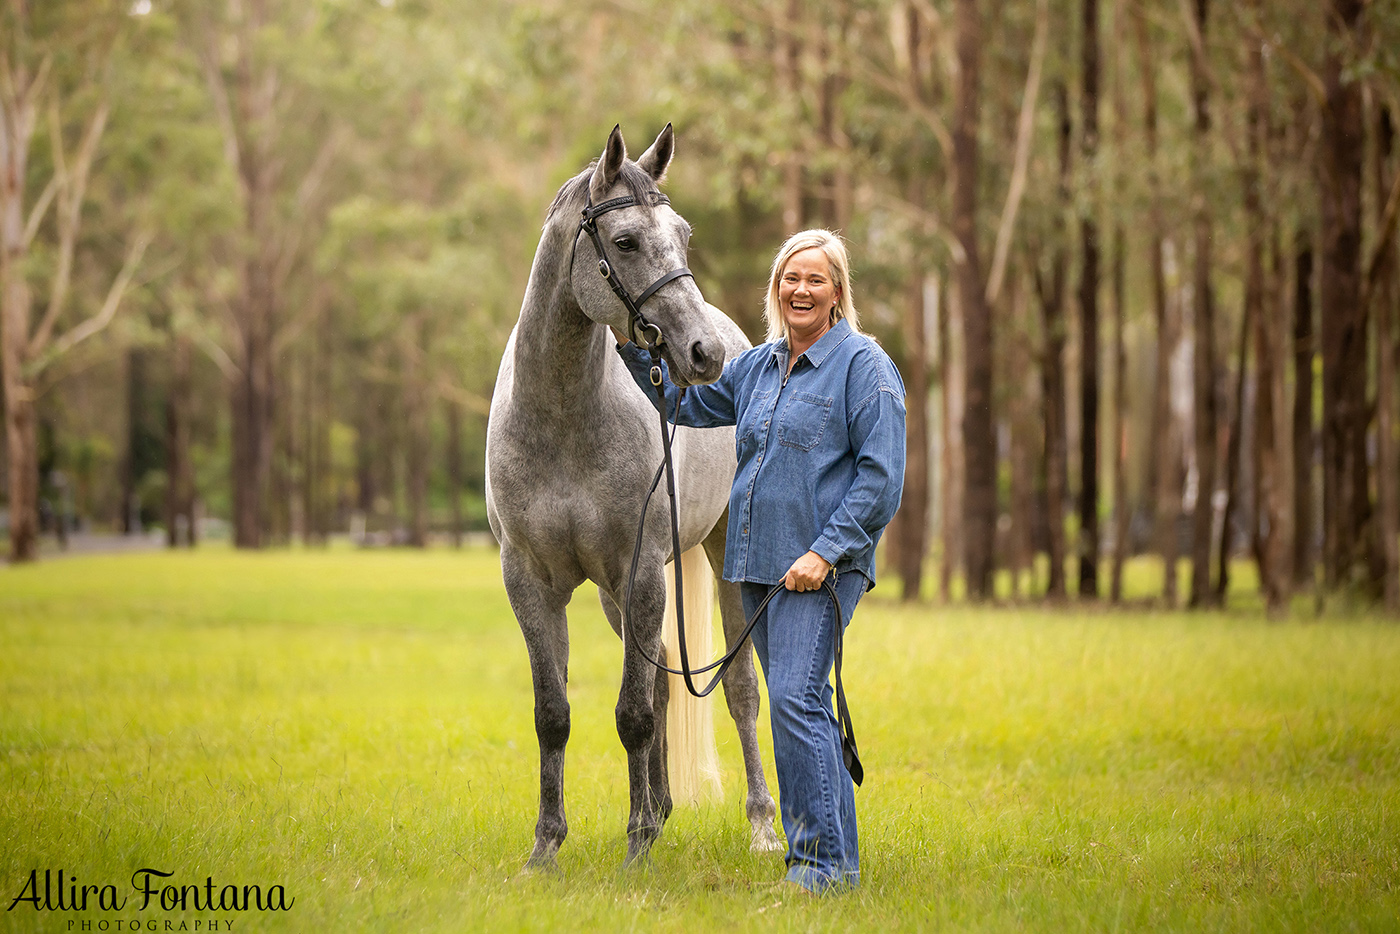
<box><xmin>0</xmin><ymin>1</ymin><xmax>167</xmax><ymax>561</ymax></box>
<box><xmin>167</xmin><ymin>0</ymin><xmax>358</xmax><ymax>549</ymax></box>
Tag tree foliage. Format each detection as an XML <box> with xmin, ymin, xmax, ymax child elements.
<box><xmin>2</xmin><ymin>0</ymin><xmax>1396</xmax><ymax>609</ymax></box>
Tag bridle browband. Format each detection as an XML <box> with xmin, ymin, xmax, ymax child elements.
<box><xmin>576</xmin><ymin>190</ymin><xmax>694</xmax><ymax>348</ymax></box>
<box><xmin>576</xmin><ymin>185</ymin><xmax>864</xmax><ymax>787</ymax></box>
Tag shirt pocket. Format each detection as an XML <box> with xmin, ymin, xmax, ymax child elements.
<box><xmin>778</xmin><ymin>391</ymin><xmax>834</xmax><ymax>452</ymax></box>
<box><xmin>736</xmin><ymin>389</ymin><xmax>770</xmax><ymax>457</ymax></box>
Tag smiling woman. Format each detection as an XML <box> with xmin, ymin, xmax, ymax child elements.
<box><xmin>616</xmin><ymin>228</ymin><xmax>907</xmax><ymax>894</ymax></box>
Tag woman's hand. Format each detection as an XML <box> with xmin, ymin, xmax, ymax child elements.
<box><xmin>783</xmin><ymin>551</ymin><xmax>833</xmax><ymax>592</ymax></box>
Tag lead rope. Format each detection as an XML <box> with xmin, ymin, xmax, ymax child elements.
<box><xmin>622</xmin><ymin>342</ymin><xmax>863</xmax><ymax>785</ymax></box>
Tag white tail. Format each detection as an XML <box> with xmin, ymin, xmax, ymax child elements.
<box><xmin>663</xmin><ymin>547</ymin><xmax>723</xmax><ymax>804</ymax></box>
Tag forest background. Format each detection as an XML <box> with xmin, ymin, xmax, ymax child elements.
<box><xmin>3</xmin><ymin>0</ymin><xmax>1399</xmax><ymax>613</ymax></box>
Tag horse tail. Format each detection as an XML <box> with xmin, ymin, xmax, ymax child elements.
<box><xmin>663</xmin><ymin>546</ymin><xmax>723</xmax><ymax>804</ymax></box>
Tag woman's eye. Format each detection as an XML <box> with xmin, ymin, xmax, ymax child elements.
<box><xmin>614</xmin><ymin>236</ymin><xmax>637</xmax><ymax>252</ymax></box>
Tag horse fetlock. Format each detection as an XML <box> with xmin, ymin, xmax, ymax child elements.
<box><xmin>746</xmin><ymin>792</ymin><xmax>781</xmax><ymax>851</ymax></box>
<box><xmin>531</xmin><ymin>816</ymin><xmax>567</xmax><ymax>862</ymax></box>
<box><xmin>623</xmin><ymin>822</ymin><xmax>662</xmax><ymax>866</ymax></box>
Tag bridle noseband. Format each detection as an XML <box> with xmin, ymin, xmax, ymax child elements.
<box><xmin>576</xmin><ymin>191</ymin><xmax>694</xmax><ymax>348</ymax></box>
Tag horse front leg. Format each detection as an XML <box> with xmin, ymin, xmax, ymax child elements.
<box><xmin>600</xmin><ymin>588</ymin><xmax>672</xmax><ymax>835</ymax></box>
<box><xmin>617</xmin><ymin>563</ymin><xmax>667</xmax><ymax>865</ymax></box>
<box><xmin>705</xmin><ymin>529</ymin><xmax>782</xmax><ymax>852</ymax></box>
<box><xmin>502</xmin><ymin>549</ymin><xmax>573</xmax><ymax>869</ymax></box>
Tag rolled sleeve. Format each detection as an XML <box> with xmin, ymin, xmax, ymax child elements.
<box><xmin>809</xmin><ymin>377</ymin><xmax>907</xmax><ymax>569</ymax></box>
<box><xmin>616</xmin><ymin>343</ymin><xmax>740</xmax><ymax>428</ymax></box>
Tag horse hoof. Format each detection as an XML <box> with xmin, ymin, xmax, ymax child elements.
<box><xmin>523</xmin><ymin>846</ymin><xmax>561</xmax><ymax>875</ymax></box>
<box><xmin>623</xmin><ymin>829</ymin><xmax>660</xmax><ymax>867</ymax></box>
<box><xmin>750</xmin><ymin>826</ymin><xmax>784</xmax><ymax>853</ymax></box>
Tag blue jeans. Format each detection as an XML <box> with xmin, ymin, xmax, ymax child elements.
<box><xmin>742</xmin><ymin>571</ymin><xmax>867</xmax><ymax>893</ymax></box>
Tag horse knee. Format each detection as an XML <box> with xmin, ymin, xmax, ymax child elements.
<box><xmin>535</xmin><ymin>696</ymin><xmax>570</xmax><ymax>750</ymax></box>
<box><xmin>615</xmin><ymin>704</ymin><xmax>654</xmax><ymax>753</ymax></box>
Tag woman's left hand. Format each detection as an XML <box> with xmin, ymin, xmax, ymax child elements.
<box><xmin>783</xmin><ymin>551</ymin><xmax>833</xmax><ymax>592</ymax></box>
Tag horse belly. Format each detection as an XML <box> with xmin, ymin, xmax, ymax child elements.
<box><xmin>674</xmin><ymin>425</ymin><xmax>737</xmax><ymax>547</ymax></box>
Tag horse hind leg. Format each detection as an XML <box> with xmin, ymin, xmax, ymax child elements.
<box><xmin>502</xmin><ymin>548</ymin><xmax>573</xmax><ymax>870</ymax></box>
<box><xmin>703</xmin><ymin>527</ymin><xmax>782</xmax><ymax>852</ymax></box>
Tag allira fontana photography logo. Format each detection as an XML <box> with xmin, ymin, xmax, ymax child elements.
<box><xmin>8</xmin><ymin>868</ymin><xmax>294</xmax><ymax>928</ymax></box>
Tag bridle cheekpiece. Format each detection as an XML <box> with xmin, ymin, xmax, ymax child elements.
<box><xmin>577</xmin><ymin>191</ymin><xmax>694</xmax><ymax>350</ymax></box>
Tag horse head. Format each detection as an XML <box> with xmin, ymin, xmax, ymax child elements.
<box><xmin>568</xmin><ymin>124</ymin><xmax>725</xmax><ymax>387</ymax></box>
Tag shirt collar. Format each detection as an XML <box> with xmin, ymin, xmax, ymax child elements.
<box><xmin>768</xmin><ymin>317</ymin><xmax>854</xmax><ymax>370</ymax></box>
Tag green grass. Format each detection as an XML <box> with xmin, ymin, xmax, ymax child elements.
<box><xmin>1</xmin><ymin>548</ymin><xmax>1398</xmax><ymax>932</ymax></box>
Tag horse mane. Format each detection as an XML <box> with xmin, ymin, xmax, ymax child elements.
<box><xmin>546</xmin><ymin>159</ymin><xmax>663</xmax><ymax>225</ymax></box>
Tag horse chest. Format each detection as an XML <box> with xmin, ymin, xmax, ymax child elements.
<box><xmin>490</xmin><ymin>420</ymin><xmax>646</xmax><ymax>556</ymax></box>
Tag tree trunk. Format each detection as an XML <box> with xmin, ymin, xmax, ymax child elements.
<box><xmin>954</xmin><ymin>0</ymin><xmax>995</xmax><ymax>601</ymax></box>
<box><xmin>1318</xmin><ymin>0</ymin><xmax>1370</xmax><ymax>591</ymax></box>
<box><xmin>1008</xmin><ymin>277</ymin><xmax>1037</xmax><ymax>598</ymax></box>
<box><xmin>893</xmin><ymin>244</ymin><xmax>930</xmax><ymax>601</ymax></box>
<box><xmin>939</xmin><ymin>276</ymin><xmax>962</xmax><ymax>602</ymax></box>
<box><xmin>1216</xmin><ymin>294</ymin><xmax>1251</xmax><ymax>602</ymax></box>
<box><xmin>165</xmin><ymin>332</ymin><xmax>197</xmax><ymax>548</ymax></box>
<box><xmin>446</xmin><ymin>398</ymin><xmax>464</xmax><ymax>548</ymax></box>
<box><xmin>1077</xmin><ymin>0</ymin><xmax>1102</xmax><ymax>600</ymax></box>
<box><xmin>1292</xmin><ymin>236</ymin><xmax>1315</xmax><ymax>588</ymax></box>
<box><xmin>1187</xmin><ymin>0</ymin><xmax>1218</xmax><ymax>608</ymax></box>
<box><xmin>121</xmin><ymin>349</ymin><xmax>147</xmax><ymax>534</ymax></box>
<box><xmin>1374</xmin><ymin>105</ymin><xmax>1399</xmax><ymax>611</ymax></box>
<box><xmin>230</xmin><ymin>262</ymin><xmax>275</xmax><ymax>549</ymax></box>
<box><xmin>781</xmin><ymin>0</ymin><xmax>805</xmax><ymax>235</ymax></box>
<box><xmin>1130</xmin><ymin>0</ymin><xmax>1178</xmax><ymax>605</ymax></box>
<box><xmin>814</xmin><ymin>4</ymin><xmax>852</xmax><ymax>232</ymax></box>
<box><xmin>1107</xmin><ymin>0</ymin><xmax>1131</xmax><ymax>603</ymax></box>
<box><xmin>1109</xmin><ymin>221</ymin><xmax>1129</xmax><ymax>603</ymax></box>
<box><xmin>1</xmin><ymin>203</ymin><xmax>38</xmax><ymax>562</ymax></box>
<box><xmin>1245</xmin><ymin>5</ymin><xmax>1287</xmax><ymax>615</ymax></box>
<box><xmin>1</xmin><ymin>35</ymin><xmax>42</xmax><ymax>563</ymax></box>
<box><xmin>1037</xmin><ymin>79</ymin><xmax>1073</xmax><ymax>602</ymax></box>
<box><xmin>887</xmin><ymin>3</ymin><xmax>934</xmax><ymax>600</ymax></box>
<box><xmin>404</xmin><ymin>314</ymin><xmax>429</xmax><ymax>549</ymax></box>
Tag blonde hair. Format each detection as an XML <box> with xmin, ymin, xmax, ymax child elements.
<box><xmin>763</xmin><ymin>229</ymin><xmax>863</xmax><ymax>344</ymax></box>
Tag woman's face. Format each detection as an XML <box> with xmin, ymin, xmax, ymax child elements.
<box><xmin>779</xmin><ymin>247</ymin><xmax>840</xmax><ymax>345</ymax></box>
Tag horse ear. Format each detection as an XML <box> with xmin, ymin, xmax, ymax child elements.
<box><xmin>637</xmin><ymin>123</ymin><xmax>674</xmax><ymax>183</ymax></box>
<box><xmin>589</xmin><ymin>125</ymin><xmax>627</xmax><ymax>202</ymax></box>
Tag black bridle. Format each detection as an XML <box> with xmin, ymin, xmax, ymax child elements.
<box><xmin>578</xmin><ymin>191</ymin><xmax>864</xmax><ymax>787</ymax></box>
<box><xmin>576</xmin><ymin>191</ymin><xmax>695</xmax><ymax>349</ymax></box>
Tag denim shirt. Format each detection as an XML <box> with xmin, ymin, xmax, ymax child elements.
<box><xmin>619</xmin><ymin>318</ymin><xmax>906</xmax><ymax>588</ymax></box>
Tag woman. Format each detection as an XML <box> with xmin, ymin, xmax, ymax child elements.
<box><xmin>617</xmin><ymin>229</ymin><xmax>906</xmax><ymax>893</ymax></box>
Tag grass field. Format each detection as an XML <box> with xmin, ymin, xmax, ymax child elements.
<box><xmin>1</xmin><ymin>547</ymin><xmax>1398</xmax><ymax>932</ymax></box>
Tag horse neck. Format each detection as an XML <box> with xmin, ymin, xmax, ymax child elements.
<box><xmin>511</xmin><ymin>222</ymin><xmax>612</xmax><ymax>414</ymax></box>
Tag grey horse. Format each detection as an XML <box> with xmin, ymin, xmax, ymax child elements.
<box><xmin>485</xmin><ymin>125</ymin><xmax>782</xmax><ymax>868</ymax></box>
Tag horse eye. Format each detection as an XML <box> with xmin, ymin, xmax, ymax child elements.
<box><xmin>614</xmin><ymin>236</ymin><xmax>638</xmax><ymax>252</ymax></box>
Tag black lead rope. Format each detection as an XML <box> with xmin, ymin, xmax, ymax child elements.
<box><xmin>620</xmin><ymin>341</ymin><xmax>863</xmax><ymax>786</ymax></box>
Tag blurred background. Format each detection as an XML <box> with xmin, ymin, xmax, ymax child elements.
<box><xmin>1</xmin><ymin>0</ymin><xmax>1397</xmax><ymax>612</ymax></box>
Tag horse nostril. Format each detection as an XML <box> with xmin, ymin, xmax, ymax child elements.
<box><xmin>690</xmin><ymin>340</ymin><xmax>708</xmax><ymax>371</ymax></box>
